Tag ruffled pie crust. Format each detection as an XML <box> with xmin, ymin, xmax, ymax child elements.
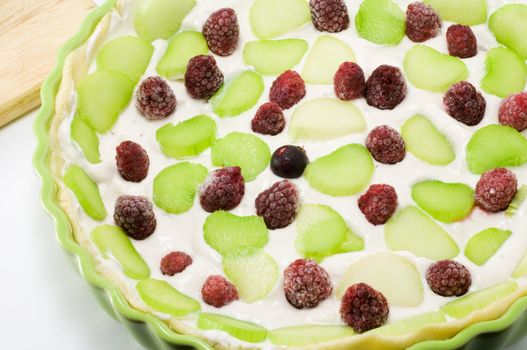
<box><xmin>48</xmin><ymin>1</ymin><xmax>527</xmax><ymax>349</ymax></box>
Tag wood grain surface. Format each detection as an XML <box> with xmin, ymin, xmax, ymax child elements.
<box><xmin>0</xmin><ymin>0</ymin><xmax>95</xmax><ymax>127</ymax></box>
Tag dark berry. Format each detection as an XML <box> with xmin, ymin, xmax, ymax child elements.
<box><xmin>340</xmin><ymin>283</ymin><xmax>389</xmax><ymax>333</ymax></box>
<box><xmin>202</xmin><ymin>8</ymin><xmax>239</xmax><ymax>56</ymax></box>
<box><xmin>426</xmin><ymin>260</ymin><xmax>471</xmax><ymax>297</ymax></box>
<box><xmin>405</xmin><ymin>2</ymin><xmax>441</xmax><ymax>42</ymax></box>
<box><xmin>358</xmin><ymin>184</ymin><xmax>398</xmax><ymax>225</ymax></box>
<box><xmin>255</xmin><ymin>180</ymin><xmax>300</xmax><ymax>230</ymax></box>
<box><xmin>269</xmin><ymin>70</ymin><xmax>306</xmax><ymax>110</ymax></box>
<box><xmin>115</xmin><ymin>141</ymin><xmax>149</xmax><ymax>182</ymax></box>
<box><xmin>334</xmin><ymin>62</ymin><xmax>366</xmax><ymax>100</ymax></box>
<box><xmin>366</xmin><ymin>125</ymin><xmax>406</xmax><ymax>164</ymax></box>
<box><xmin>136</xmin><ymin>76</ymin><xmax>176</xmax><ymax>120</ymax></box>
<box><xmin>365</xmin><ymin>65</ymin><xmax>407</xmax><ymax>110</ymax></box>
<box><xmin>184</xmin><ymin>55</ymin><xmax>224</xmax><ymax>100</ymax></box>
<box><xmin>271</xmin><ymin>145</ymin><xmax>309</xmax><ymax>179</ymax></box>
<box><xmin>499</xmin><ymin>92</ymin><xmax>527</xmax><ymax>132</ymax></box>
<box><xmin>160</xmin><ymin>251</ymin><xmax>193</xmax><ymax>276</ymax></box>
<box><xmin>114</xmin><ymin>195</ymin><xmax>156</xmax><ymax>240</ymax></box>
<box><xmin>443</xmin><ymin>81</ymin><xmax>486</xmax><ymax>126</ymax></box>
<box><xmin>201</xmin><ymin>275</ymin><xmax>239</xmax><ymax>308</ymax></box>
<box><xmin>251</xmin><ymin>102</ymin><xmax>286</xmax><ymax>135</ymax></box>
<box><xmin>283</xmin><ymin>259</ymin><xmax>333</xmax><ymax>309</ymax></box>
<box><xmin>309</xmin><ymin>0</ymin><xmax>350</xmax><ymax>33</ymax></box>
<box><xmin>199</xmin><ymin>167</ymin><xmax>245</xmax><ymax>212</ymax></box>
<box><xmin>475</xmin><ymin>168</ymin><xmax>518</xmax><ymax>212</ymax></box>
<box><xmin>446</xmin><ymin>24</ymin><xmax>477</xmax><ymax>59</ymax></box>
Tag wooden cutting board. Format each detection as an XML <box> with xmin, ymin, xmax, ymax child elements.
<box><xmin>0</xmin><ymin>0</ymin><xmax>95</xmax><ymax>127</ymax></box>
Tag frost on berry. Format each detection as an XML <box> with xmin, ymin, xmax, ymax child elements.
<box><xmin>283</xmin><ymin>259</ymin><xmax>333</xmax><ymax>309</ymax></box>
<box><xmin>426</xmin><ymin>260</ymin><xmax>471</xmax><ymax>297</ymax></box>
<box><xmin>160</xmin><ymin>251</ymin><xmax>193</xmax><ymax>276</ymax></box>
<box><xmin>269</xmin><ymin>70</ymin><xmax>306</xmax><ymax>110</ymax></box>
<box><xmin>251</xmin><ymin>102</ymin><xmax>286</xmax><ymax>135</ymax></box>
<box><xmin>309</xmin><ymin>0</ymin><xmax>350</xmax><ymax>33</ymax></box>
<box><xmin>443</xmin><ymin>81</ymin><xmax>486</xmax><ymax>126</ymax></box>
<box><xmin>475</xmin><ymin>168</ymin><xmax>518</xmax><ymax>212</ymax></box>
<box><xmin>358</xmin><ymin>184</ymin><xmax>398</xmax><ymax>225</ymax></box>
<box><xmin>499</xmin><ymin>92</ymin><xmax>527</xmax><ymax>132</ymax></box>
<box><xmin>116</xmin><ymin>141</ymin><xmax>149</xmax><ymax>182</ymax></box>
<box><xmin>203</xmin><ymin>8</ymin><xmax>239</xmax><ymax>56</ymax></box>
<box><xmin>334</xmin><ymin>62</ymin><xmax>366</xmax><ymax>101</ymax></box>
<box><xmin>136</xmin><ymin>76</ymin><xmax>176</xmax><ymax>120</ymax></box>
<box><xmin>113</xmin><ymin>195</ymin><xmax>156</xmax><ymax>240</ymax></box>
<box><xmin>365</xmin><ymin>65</ymin><xmax>407</xmax><ymax>110</ymax></box>
<box><xmin>199</xmin><ymin>167</ymin><xmax>245</xmax><ymax>212</ymax></box>
<box><xmin>405</xmin><ymin>2</ymin><xmax>441</xmax><ymax>43</ymax></box>
<box><xmin>184</xmin><ymin>55</ymin><xmax>224</xmax><ymax>100</ymax></box>
<box><xmin>446</xmin><ymin>24</ymin><xmax>477</xmax><ymax>59</ymax></box>
<box><xmin>201</xmin><ymin>275</ymin><xmax>239</xmax><ymax>308</ymax></box>
<box><xmin>255</xmin><ymin>180</ymin><xmax>300</xmax><ymax>230</ymax></box>
<box><xmin>366</xmin><ymin>125</ymin><xmax>406</xmax><ymax>164</ymax></box>
<box><xmin>340</xmin><ymin>283</ymin><xmax>389</xmax><ymax>333</ymax></box>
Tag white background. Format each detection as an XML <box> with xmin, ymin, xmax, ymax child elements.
<box><xmin>0</xmin><ymin>0</ymin><xmax>526</xmax><ymax>349</ymax></box>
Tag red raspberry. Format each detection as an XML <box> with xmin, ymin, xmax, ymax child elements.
<box><xmin>405</xmin><ymin>2</ymin><xmax>441</xmax><ymax>42</ymax></box>
<box><xmin>255</xmin><ymin>180</ymin><xmax>300</xmax><ymax>230</ymax></box>
<box><xmin>199</xmin><ymin>167</ymin><xmax>245</xmax><ymax>212</ymax></box>
<box><xmin>499</xmin><ymin>92</ymin><xmax>527</xmax><ymax>132</ymax></box>
<box><xmin>160</xmin><ymin>251</ymin><xmax>193</xmax><ymax>276</ymax></box>
<box><xmin>115</xmin><ymin>141</ymin><xmax>149</xmax><ymax>182</ymax></box>
<box><xmin>269</xmin><ymin>70</ymin><xmax>306</xmax><ymax>110</ymax></box>
<box><xmin>426</xmin><ymin>260</ymin><xmax>471</xmax><ymax>297</ymax></box>
<box><xmin>202</xmin><ymin>8</ymin><xmax>239</xmax><ymax>57</ymax></box>
<box><xmin>475</xmin><ymin>168</ymin><xmax>518</xmax><ymax>212</ymax></box>
<box><xmin>358</xmin><ymin>184</ymin><xmax>398</xmax><ymax>225</ymax></box>
<box><xmin>113</xmin><ymin>195</ymin><xmax>156</xmax><ymax>240</ymax></box>
<box><xmin>340</xmin><ymin>283</ymin><xmax>389</xmax><ymax>333</ymax></box>
<box><xmin>309</xmin><ymin>0</ymin><xmax>350</xmax><ymax>33</ymax></box>
<box><xmin>184</xmin><ymin>55</ymin><xmax>224</xmax><ymax>100</ymax></box>
<box><xmin>365</xmin><ymin>65</ymin><xmax>407</xmax><ymax>110</ymax></box>
<box><xmin>136</xmin><ymin>76</ymin><xmax>176</xmax><ymax>120</ymax></box>
<box><xmin>443</xmin><ymin>81</ymin><xmax>486</xmax><ymax>126</ymax></box>
<box><xmin>201</xmin><ymin>275</ymin><xmax>239</xmax><ymax>308</ymax></box>
<box><xmin>366</xmin><ymin>125</ymin><xmax>406</xmax><ymax>164</ymax></box>
<box><xmin>283</xmin><ymin>259</ymin><xmax>333</xmax><ymax>309</ymax></box>
<box><xmin>334</xmin><ymin>62</ymin><xmax>366</xmax><ymax>101</ymax></box>
<box><xmin>251</xmin><ymin>102</ymin><xmax>286</xmax><ymax>135</ymax></box>
<box><xmin>446</xmin><ymin>24</ymin><xmax>477</xmax><ymax>59</ymax></box>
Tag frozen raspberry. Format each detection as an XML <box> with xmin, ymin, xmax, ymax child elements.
<box><xmin>309</xmin><ymin>0</ymin><xmax>350</xmax><ymax>33</ymax></box>
<box><xmin>251</xmin><ymin>102</ymin><xmax>286</xmax><ymax>135</ymax></box>
<box><xmin>113</xmin><ymin>195</ymin><xmax>156</xmax><ymax>240</ymax></box>
<box><xmin>366</xmin><ymin>125</ymin><xmax>406</xmax><ymax>164</ymax></box>
<box><xmin>365</xmin><ymin>65</ymin><xmax>407</xmax><ymax>110</ymax></box>
<box><xmin>184</xmin><ymin>55</ymin><xmax>224</xmax><ymax>100</ymax></box>
<box><xmin>340</xmin><ymin>283</ymin><xmax>389</xmax><ymax>333</ymax></box>
<box><xmin>199</xmin><ymin>167</ymin><xmax>245</xmax><ymax>212</ymax></box>
<box><xmin>475</xmin><ymin>168</ymin><xmax>518</xmax><ymax>212</ymax></box>
<box><xmin>136</xmin><ymin>76</ymin><xmax>176</xmax><ymax>120</ymax></box>
<box><xmin>269</xmin><ymin>70</ymin><xmax>306</xmax><ymax>110</ymax></box>
<box><xmin>160</xmin><ymin>251</ymin><xmax>193</xmax><ymax>276</ymax></box>
<box><xmin>426</xmin><ymin>260</ymin><xmax>471</xmax><ymax>297</ymax></box>
<box><xmin>334</xmin><ymin>62</ymin><xmax>366</xmax><ymax>101</ymax></box>
<box><xmin>201</xmin><ymin>275</ymin><xmax>239</xmax><ymax>308</ymax></box>
<box><xmin>115</xmin><ymin>141</ymin><xmax>149</xmax><ymax>182</ymax></box>
<box><xmin>283</xmin><ymin>259</ymin><xmax>333</xmax><ymax>309</ymax></box>
<box><xmin>405</xmin><ymin>2</ymin><xmax>441</xmax><ymax>42</ymax></box>
<box><xmin>255</xmin><ymin>180</ymin><xmax>300</xmax><ymax>230</ymax></box>
<box><xmin>202</xmin><ymin>8</ymin><xmax>239</xmax><ymax>56</ymax></box>
<box><xmin>499</xmin><ymin>92</ymin><xmax>527</xmax><ymax>132</ymax></box>
<box><xmin>443</xmin><ymin>81</ymin><xmax>486</xmax><ymax>126</ymax></box>
<box><xmin>446</xmin><ymin>24</ymin><xmax>477</xmax><ymax>59</ymax></box>
<box><xmin>358</xmin><ymin>184</ymin><xmax>398</xmax><ymax>225</ymax></box>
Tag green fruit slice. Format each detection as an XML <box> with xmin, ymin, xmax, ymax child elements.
<box><xmin>481</xmin><ymin>47</ymin><xmax>527</xmax><ymax>98</ymax></box>
<box><xmin>506</xmin><ymin>185</ymin><xmax>527</xmax><ymax>217</ymax></box>
<box><xmin>401</xmin><ymin>115</ymin><xmax>455</xmax><ymax>166</ymax></box>
<box><xmin>288</xmin><ymin>98</ymin><xmax>366</xmax><ymax>141</ymax></box>
<box><xmin>465</xmin><ymin>228</ymin><xmax>512</xmax><ymax>266</ymax></box>
<box><xmin>489</xmin><ymin>4</ymin><xmax>527</xmax><ymax>59</ymax></box>
<box><xmin>269</xmin><ymin>325</ymin><xmax>354</xmax><ymax>346</ymax></box>
<box><xmin>304</xmin><ymin>144</ymin><xmax>374</xmax><ymax>196</ymax></box>
<box><xmin>137</xmin><ymin>279</ymin><xmax>200</xmax><ymax>317</ymax></box>
<box><xmin>211</xmin><ymin>71</ymin><xmax>264</xmax><ymax>117</ymax></box>
<box><xmin>249</xmin><ymin>0</ymin><xmax>310</xmax><ymax>39</ymax></box>
<box><xmin>71</xmin><ymin>117</ymin><xmax>100</xmax><ymax>164</ymax></box>
<box><xmin>424</xmin><ymin>0</ymin><xmax>487</xmax><ymax>25</ymax></box>
<box><xmin>63</xmin><ymin>165</ymin><xmax>107</xmax><ymax>221</ymax></box>
<box><xmin>243</xmin><ymin>39</ymin><xmax>308</xmax><ymax>76</ymax></box>
<box><xmin>197</xmin><ymin>313</ymin><xmax>268</xmax><ymax>343</ymax></box>
<box><xmin>211</xmin><ymin>132</ymin><xmax>271</xmax><ymax>182</ymax></box>
<box><xmin>404</xmin><ymin>45</ymin><xmax>468</xmax><ymax>92</ymax></box>
<box><xmin>223</xmin><ymin>247</ymin><xmax>278</xmax><ymax>303</ymax></box>
<box><xmin>302</xmin><ymin>35</ymin><xmax>355</xmax><ymax>84</ymax></box>
<box><xmin>355</xmin><ymin>0</ymin><xmax>405</xmax><ymax>45</ymax></box>
<box><xmin>153</xmin><ymin>162</ymin><xmax>208</xmax><ymax>214</ymax></box>
<box><xmin>385</xmin><ymin>206</ymin><xmax>459</xmax><ymax>260</ymax></box>
<box><xmin>466</xmin><ymin>124</ymin><xmax>527</xmax><ymax>174</ymax></box>
<box><xmin>441</xmin><ymin>281</ymin><xmax>519</xmax><ymax>319</ymax></box>
<box><xmin>204</xmin><ymin>211</ymin><xmax>269</xmax><ymax>256</ymax></box>
<box><xmin>156</xmin><ymin>115</ymin><xmax>216</xmax><ymax>159</ymax></box>
<box><xmin>411</xmin><ymin>180</ymin><xmax>474</xmax><ymax>223</ymax></box>
<box><xmin>91</xmin><ymin>225</ymin><xmax>150</xmax><ymax>279</ymax></box>
<box><xmin>368</xmin><ymin>312</ymin><xmax>446</xmax><ymax>336</ymax></box>
<box><xmin>157</xmin><ymin>31</ymin><xmax>208</xmax><ymax>80</ymax></box>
